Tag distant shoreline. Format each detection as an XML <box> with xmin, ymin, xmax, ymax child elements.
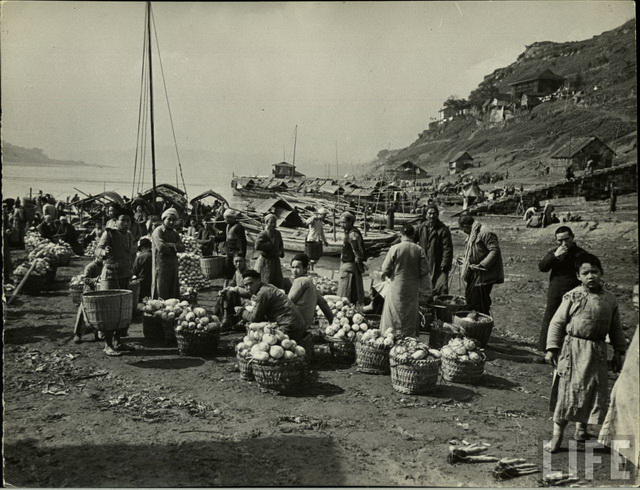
<box><xmin>3</xmin><ymin>160</ymin><xmax>112</xmax><ymax>168</ymax></box>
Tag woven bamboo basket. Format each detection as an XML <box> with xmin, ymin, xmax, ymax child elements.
<box><xmin>69</xmin><ymin>285</ymin><xmax>84</xmax><ymax>306</ymax></box>
<box><xmin>142</xmin><ymin>313</ymin><xmax>165</xmax><ymax>340</ymax></box>
<box><xmin>326</xmin><ymin>336</ymin><xmax>356</xmax><ymax>363</ymax></box>
<box><xmin>390</xmin><ymin>357</ymin><xmax>441</xmax><ymax>394</ymax></box>
<box><xmin>17</xmin><ymin>274</ymin><xmax>46</xmax><ymax>295</ymax></box>
<box><xmin>238</xmin><ymin>355</ymin><xmax>254</xmax><ymax>381</ymax></box>
<box><xmin>176</xmin><ymin>332</ymin><xmax>219</xmax><ymax>356</ymax></box>
<box><xmin>200</xmin><ymin>256</ymin><xmax>227</xmax><ymax>280</ymax></box>
<box><xmin>452</xmin><ymin>311</ymin><xmax>494</xmax><ymax>348</ymax></box>
<box><xmin>45</xmin><ymin>268</ymin><xmax>57</xmax><ymax>284</ymax></box>
<box><xmin>82</xmin><ymin>289</ymin><xmax>132</xmax><ymax>332</ymax></box>
<box><xmin>428</xmin><ymin>320</ymin><xmax>465</xmax><ymax>349</ymax></box>
<box><xmin>433</xmin><ymin>295</ymin><xmax>467</xmax><ymax>323</ymax></box>
<box><xmin>355</xmin><ymin>341</ymin><xmax>391</xmax><ymax>374</ymax></box>
<box><xmin>163</xmin><ymin>320</ymin><xmax>178</xmax><ymax>346</ymax></box>
<box><xmin>251</xmin><ymin>359</ymin><xmax>307</xmax><ymax>393</ymax></box>
<box><xmin>441</xmin><ymin>354</ymin><xmax>485</xmax><ymax>384</ymax></box>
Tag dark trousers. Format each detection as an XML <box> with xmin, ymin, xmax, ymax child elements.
<box><xmin>465</xmin><ymin>282</ymin><xmax>493</xmax><ymax>315</ymax></box>
<box><xmin>222</xmin><ymin>290</ymin><xmax>244</xmax><ymax>316</ymax></box>
<box><xmin>225</xmin><ymin>254</ymin><xmax>235</xmax><ymax>280</ymax></box>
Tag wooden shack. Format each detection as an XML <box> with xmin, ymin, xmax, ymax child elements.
<box><xmin>448</xmin><ymin>151</ymin><xmax>474</xmax><ymax>175</ymax></box>
<box><xmin>550</xmin><ymin>136</ymin><xmax>615</xmax><ymax>172</ymax></box>
<box><xmin>509</xmin><ymin>68</ymin><xmax>565</xmax><ymax>99</ymax></box>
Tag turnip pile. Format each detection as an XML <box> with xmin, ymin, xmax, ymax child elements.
<box><xmin>178</xmin><ymin>252</ymin><xmax>210</xmax><ymax>293</ymax></box>
<box><xmin>28</xmin><ymin>241</ymin><xmax>73</xmax><ymax>267</ymax></box>
<box><xmin>175</xmin><ymin>306</ymin><xmax>221</xmax><ymax>337</ymax></box>
<box><xmin>236</xmin><ymin>322</ymin><xmax>307</xmax><ymax>362</ymax></box>
<box><xmin>441</xmin><ymin>338</ymin><xmax>485</xmax><ymax>363</ymax></box>
<box><xmin>390</xmin><ymin>337</ymin><xmax>441</xmax><ymax>362</ymax></box>
<box><xmin>356</xmin><ymin>328</ymin><xmax>396</xmax><ymax>349</ymax></box>
<box><xmin>14</xmin><ymin>258</ymin><xmax>51</xmax><ymax>280</ymax></box>
<box><xmin>180</xmin><ymin>235</ymin><xmax>202</xmax><ymax>256</ymax></box>
<box><xmin>142</xmin><ymin>298</ymin><xmax>191</xmax><ymax>321</ymax></box>
<box><xmin>323</xmin><ymin>309</ymin><xmax>372</xmax><ymax>342</ymax></box>
<box><xmin>315</xmin><ymin>276</ymin><xmax>338</xmax><ymax>295</ymax></box>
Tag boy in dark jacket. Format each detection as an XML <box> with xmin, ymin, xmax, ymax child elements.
<box><xmin>132</xmin><ymin>238</ymin><xmax>153</xmax><ymax>302</ymax></box>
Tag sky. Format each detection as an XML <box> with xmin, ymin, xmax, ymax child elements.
<box><xmin>1</xmin><ymin>1</ymin><xmax>635</xmax><ymax>181</ymax></box>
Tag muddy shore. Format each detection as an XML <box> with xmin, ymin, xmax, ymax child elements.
<box><xmin>3</xmin><ymin>194</ymin><xmax>638</xmax><ymax>487</ymax></box>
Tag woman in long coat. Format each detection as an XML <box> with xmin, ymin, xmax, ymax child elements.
<box><xmin>380</xmin><ymin>224</ymin><xmax>431</xmax><ymax>338</ymax></box>
<box><xmin>254</xmin><ymin>214</ymin><xmax>285</xmax><ymax>289</ymax></box>
<box><xmin>152</xmin><ymin>208</ymin><xmax>186</xmax><ymax>300</ymax></box>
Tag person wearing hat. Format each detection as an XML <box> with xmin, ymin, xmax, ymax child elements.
<box><xmin>254</xmin><ymin>213</ymin><xmax>285</xmax><ymax>289</ymax></box>
<box><xmin>416</xmin><ymin>203</ymin><xmax>453</xmax><ymax>295</ymax></box>
<box><xmin>56</xmin><ymin>215</ymin><xmax>84</xmax><ymax>255</ymax></box>
<box><xmin>236</xmin><ymin>269</ymin><xmax>306</xmax><ymax>342</ymax></box>
<box><xmin>95</xmin><ymin>206</ymin><xmax>137</xmax><ymax>355</ymax></box>
<box><xmin>132</xmin><ymin>237</ymin><xmax>153</xmax><ymax>302</ymax></box>
<box><xmin>38</xmin><ymin>214</ymin><xmax>57</xmax><ymax>240</ymax></box>
<box><xmin>337</xmin><ymin>211</ymin><xmax>366</xmax><ymax>305</ymax></box>
<box><xmin>304</xmin><ymin>207</ymin><xmax>329</xmax><ymax>271</ymax></box>
<box><xmin>457</xmin><ymin>215</ymin><xmax>504</xmax><ymax>315</ymax></box>
<box><xmin>151</xmin><ymin>207</ymin><xmax>186</xmax><ymax>301</ymax></box>
<box><xmin>215</xmin><ymin>209</ymin><xmax>248</xmax><ymax>282</ymax></box>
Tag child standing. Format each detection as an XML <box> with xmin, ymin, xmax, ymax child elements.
<box><xmin>544</xmin><ymin>253</ymin><xmax>627</xmax><ymax>452</ymax></box>
<box><xmin>132</xmin><ymin>237</ymin><xmax>153</xmax><ymax>302</ymax></box>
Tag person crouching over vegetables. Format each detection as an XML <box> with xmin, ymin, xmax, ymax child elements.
<box><xmin>95</xmin><ymin>206</ymin><xmax>137</xmax><ymax>356</ymax></box>
<box><xmin>288</xmin><ymin>253</ymin><xmax>334</xmax><ymax>328</ymax></box>
<box><xmin>73</xmin><ymin>257</ymin><xmax>104</xmax><ymax>344</ymax></box>
<box><xmin>151</xmin><ymin>208</ymin><xmax>186</xmax><ymax>300</ymax></box>
<box><xmin>544</xmin><ymin>253</ymin><xmax>627</xmax><ymax>453</ymax></box>
<box><xmin>236</xmin><ymin>269</ymin><xmax>306</xmax><ymax>343</ymax></box>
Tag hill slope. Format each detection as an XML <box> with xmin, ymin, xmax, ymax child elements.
<box><xmin>371</xmin><ymin>19</ymin><xmax>637</xmax><ymax>179</ymax></box>
<box><xmin>2</xmin><ymin>141</ymin><xmax>91</xmax><ymax>167</ymax></box>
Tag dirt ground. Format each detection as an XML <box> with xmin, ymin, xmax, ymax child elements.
<box><xmin>3</xmin><ymin>194</ymin><xmax>638</xmax><ymax>487</ymax></box>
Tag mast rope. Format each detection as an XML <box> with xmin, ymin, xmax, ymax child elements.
<box><xmin>151</xmin><ymin>8</ymin><xmax>188</xmax><ymax>200</ymax></box>
<box><xmin>132</xmin><ymin>5</ymin><xmax>149</xmax><ymax>198</ymax></box>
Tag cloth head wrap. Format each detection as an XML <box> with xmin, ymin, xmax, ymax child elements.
<box><xmin>59</xmin><ymin>215</ymin><xmax>68</xmax><ymax>222</ymax></box>
<box><xmin>425</xmin><ymin>203</ymin><xmax>439</xmax><ymax>215</ymax></box>
<box><xmin>340</xmin><ymin>211</ymin><xmax>355</xmax><ymax>222</ymax></box>
<box><xmin>161</xmin><ymin>208</ymin><xmax>180</xmax><ymax>221</ymax></box>
<box><xmin>223</xmin><ymin>209</ymin><xmax>236</xmax><ymax>219</ymax></box>
<box><xmin>317</xmin><ymin>207</ymin><xmax>328</xmax><ymax>216</ymax></box>
<box><xmin>264</xmin><ymin>213</ymin><xmax>276</xmax><ymax>223</ymax></box>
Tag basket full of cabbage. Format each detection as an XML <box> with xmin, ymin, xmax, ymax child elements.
<box><xmin>141</xmin><ymin>298</ymin><xmax>191</xmax><ymax>342</ymax></box>
<box><xmin>12</xmin><ymin>259</ymin><xmax>51</xmax><ymax>294</ymax></box>
<box><xmin>321</xmin><ymin>297</ymin><xmax>369</xmax><ymax>363</ymax></box>
<box><xmin>440</xmin><ymin>337</ymin><xmax>486</xmax><ymax>384</ymax></box>
<box><xmin>235</xmin><ymin>322</ymin><xmax>308</xmax><ymax>392</ymax></box>
<box><xmin>174</xmin><ymin>305</ymin><xmax>222</xmax><ymax>356</ymax></box>
<box><xmin>354</xmin><ymin>328</ymin><xmax>396</xmax><ymax>375</ymax></box>
<box><xmin>389</xmin><ymin>338</ymin><xmax>442</xmax><ymax>394</ymax></box>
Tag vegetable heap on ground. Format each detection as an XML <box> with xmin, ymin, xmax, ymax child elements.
<box><xmin>322</xmin><ymin>298</ymin><xmax>371</xmax><ymax>341</ymax></box>
<box><xmin>458</xmin><ymin>311</ymin><xmax>492</xmax><ymax>323</ymax></box>
<box><xmin>142</xmin><ymin>298</ymin><xmax>192</xmax><ymax>321</ymax></box>
<box><xmin>314</xmin><ymin>276</ymin><xmax>338</xmax><ymax>295</ymax></box>
<box><xmin>356</xmin><ymin>328</ymin><xmax>396</xmax><ymax>349</ymax></box>
<box><xmin>13</xmin><ymin>258</ymin><xmax>51</xmax><ymax>280</ymax></box>
<box><xmin>25</xmin><ymin>231</ymin><xmax>49</xmax><ymax>253</ymax></box>
<box><xmin>178</xmin><ymin>253</ymin><xmax>210</xmax><ymax>294</ymax></box>
<box><xmin>28</xmin><ymin>241</ymin><xmax>74</xmax><ymax>267</ymax></box>
<box><xmin>236</xmin><ymin>322</ymin><xmax>307</xmax><ymax>362</ymax></box>
<box><xmin>441</xmin><ymin>337</ymin><xmax>485</xmax><ymax>363</ymax></box>
<box><xmin>389</xmin><ymin>337</ymin><xmax>441</xmax><ymax>362</ymax></box>
<box><xmin>175</xmin><ymin>305</ymin><xmax>221</xmax><ymax>337</ymax></box>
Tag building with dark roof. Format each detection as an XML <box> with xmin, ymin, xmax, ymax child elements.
<box><xmin>448</xmin><ymin>151</ymin><xmax>474</xmax><ymax>175</ymax></box>
<box><xmin>509</xmin><ymin>69</ymin><xmax>565</xmax><ymax>99</ymax></box>
<box><xmin>272</xmin><ymin>161</ymin><xmax>305</xmax><ymax>178</ymax></box>
<box><xmin>550</xmin><ymin>136</ymin><xmax>615</xmax><ymax>171</ymax></box>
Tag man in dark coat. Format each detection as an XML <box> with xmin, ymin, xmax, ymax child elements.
<box><xmin>38</xmin><ymin>215</ymin><xmax>57</xmax><ymax>240</ymax></box>
<box><xmin>537</xmin><ymin>226</ymin><xmax>587</xmax><ymax>352</ymax></box>
<box><xmin>416</xmin><ymin>204</ymin><xmax>453</xmax><ymax>295</ymax></box>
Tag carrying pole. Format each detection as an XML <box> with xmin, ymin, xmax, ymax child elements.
<box><xmin>8</xmin><ymin>261</ymin><xmax>37</xmax><ymax>305</ymax></box>
<box><xmin>147</xmin><ymin>1</ymin><xmax>158</xmax><ymax>214</ymax></box>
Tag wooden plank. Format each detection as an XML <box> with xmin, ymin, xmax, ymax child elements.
<box><xmin>8</xmin><ymin>261</ymin><xmax>37</xmax><ymax>305</ymax></box>
<box><xmin>547</xmin><ymin>196</ymin><xmax>587</xmax><ymax>207</ymax></box>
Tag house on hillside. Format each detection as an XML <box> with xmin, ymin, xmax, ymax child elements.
<box><xmin>449</xmin><ymin>152</ymin><xmax>474</xmax><ymax>175</ymax></box>
<box><xmin>438</xmin><ymin>106</ymin><xmax>458</xmax><ymax>122</ymax></box>
<box><xmin>509</xmin><ymin>69</ymin><xmax>565</xmax><ymax>99</ymax></box>
<box><xmin>389</xmin><ymin>160</ymin><xmax>430</xmax><ymax>181</ymax></box>
<box><xmin>487</xmin><ymin>94</ymin><xmax>515</xmax><ymax>123</ymax></box>
<box><xmin>550</xmin><ymin>136</ymin><xmax>615</xmax><ymax>172</ymax></box>
<box><xmin>272</xmin><ymin>161</ymin><xmax>305</xmax><ymax>179</ymax></box>
<box><xmin>520</xmin><ymin>93</ymin><xmax>543</xmax><ymax>110</ymax></box>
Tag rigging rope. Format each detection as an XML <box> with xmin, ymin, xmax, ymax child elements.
<box><xmin>151</xmin><ymin>8</ymin><xmax>188</xmax><ymax>200</ymax></box>
<box><xmin>133</xmin><ymin>6</ymin><xmax>149</xmax><ymax>198</ymax></box>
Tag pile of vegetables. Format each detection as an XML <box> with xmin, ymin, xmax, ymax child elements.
<box><xmin>69</xmin><ymin>274</ymin><xmax>84</xmax><ymax>288</ymax></box>
<box><xmin>315</xmin><ymin>276</ymin><xmax>338</xmax><ymax>295</ymax></box>
<box><xmin>14</xmin><ymin>258</ymin><xmax>51</xmax><ymax>280</ymax></box>
<box><xmin>180</xmin><ymin>235</ymin><xmax>202</xmax><ymax>256</ymax></box>
<box><xmin>390</xmin><ymin>337</ymin><xmax>441</xmax><ymax>362</ymax></box>
<box><xmin>356</xmin><ymin>328</ymin><xmax>396</xmax><ymax>349</ymax></box>
<box><xmin>27</xmin><ymin>241</ymin><xmax>73</xmax><ymax>267</ymax></box>
<box><xmin>457</xmin><ymin>311</ymin><xmax>492</xmax><ymax>323</ymax></box>
<box><xmin>323</xmin><ymin>311</ymin><xmax>371</xmax><ymax>342</ymax></box>
<box><xmin>434</xmin><ymin>295</ymin><xmax>466</xmax><ymax>306</ymax></box>
<box><xmin>441</xmin><ymin>337</ymin><xmax>485</xmax><ymax>363</ymax></box>
<box><xmin>236</xmin><ymin>322</ymin><xmax>307</xmax><ymax>362</ymax></box>
<box><xmin>85</xmin><ymin>240</ymin><xmax>98</xmax><ymax>257</ymax></box>
<box><xmin>178</xmin><ymin>252</ymin><xmax>210</xmax><ymax>292</ymax></box>
<box><xmin>175</xmin><ymin>305</ymin><xmax>221</xmax><ymax>337</ymax></box>
<box><xmin>142</xmin><ymin>298</ymin><xmax>192</xmax><ymax>321</ymax></box>
<box><xmin>25</xmin><ymin>232</ymin><xmax>50</xmax><ymax>253</ymax></box>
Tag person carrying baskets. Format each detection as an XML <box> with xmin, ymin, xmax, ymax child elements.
<box><xmin>73</xmin><ymin>257</ymin><xmax>104</xmax><ymax>343</ymax></box>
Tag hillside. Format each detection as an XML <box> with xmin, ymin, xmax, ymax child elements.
<box><xmin>2</xmin><ymin>141</ymin><xmax>91</xmax><ymax>167</ymax></box>
<box><xmin>371</xmin><ymin>19</ymin><xmax>637</xmax><ymax>180</ymax></box>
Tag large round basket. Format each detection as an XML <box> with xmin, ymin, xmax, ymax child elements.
<box><xmin>238</xmin><ymin>355</ymin><xmax>254</xmax><ymax>381</ymax></box>
<box><xmin>441</xmin><ymin>355</ymin><xmax>485</xmax><ymax>384</ymax></box>
<box><xmin>163</xmin><ymin>320</ymin><xmax>178</xmax><ymax>346</ymax></box>
<box><xmin>429</xmin><ymin>320</ymin><xmax>464</xmax><ymax>349</ymax></box>
<box><xmin>452</xmin><ymin>311</ymin><xmax>494</xmax><ymax>348</ymax></box>
<box><xmin>45</xmin><ymin>268</ymin><xmax>57</xmax><ymax>284</ymax></box>
<box><xmin>355</xmin><ymin>342</ymin><xmax>390</xmax><ymax>374</ymax></box>
<box><xmin>16</xmin><ymin>274</ymin><xmax>46</xmax><ymax>295</ymax></box>
<box><xmin>390</xmin><ymin>357</ymin><xmax>441</xmax><ymax>394</ymax></box>
<box><xmin>142</xmin><ymin>313</ymin><xmax>165</xmax><ymax>340</ymax></box>
<box><xmin>176</xmin><ymin>332</ymin><xmax>219</xmax><ymax>356</ymax></box>
<box><xmin>433</xmin><ymin>295</ymin><xmax>467</xmax><ymax>323</ymax></box>
<box><xmin>129</xmin><ymin>279</ymin><xmax>141</xmax><ymax>315</ymax></box>
<box><xmin>200</xmin><ymin>256</ymin><xmax>227</xmax><ymax>280</ymax></box>
<box><xmin>70</xmin><ymin>285</ymin><xmax>84</xmax><ymax>306</ymax></box>
<box><xmin>82</xmin><ymin>289</ymin><xmax>133</xmax><ymax>333</ymax></box>
<box><xmin>326</xmin><ymin>337</ymin><xmax>356</xmax><ymax>363</ymax></box>
<box><xmin>251</xmin><ymin>359</ymin><xmax>307</xmax><ymax>394</ymax></box>
<box><xmin>58</xmin><ymin>255</ymin><xmax>72</xmax><ymax>267</ymax></box>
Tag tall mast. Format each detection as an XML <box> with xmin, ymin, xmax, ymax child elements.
<box><xmin>292</xmin><ymin>125</ymin><xmax>298</xmax><ymax>177</ymax></box>
<box><xmin>147</xmin><ymin>1</ymin><xmax>158</xmax><ymax>212</ymax></box>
